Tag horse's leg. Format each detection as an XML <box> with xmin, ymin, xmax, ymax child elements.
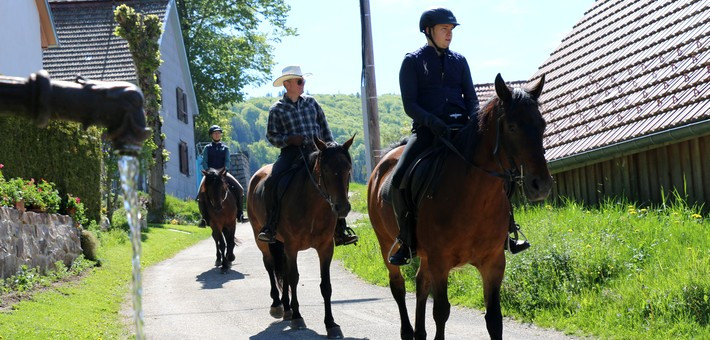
<box><xmin>225</xmin><ymin>223</ymin><xmax>236</xmax><ymax>263</ymax></box>
<box><xmin>285</xmin><ymin>246</ymin><xmax>304</xmax><ymax>329</ymax></box>
<box><xmin>211</xmin><ymin>228</ymin><xmax>222</xmax><ymax>267</ymax></box>
<box><xmin>414</xmin><ymin>259</ymin><xmax>432</xmax><ymax>340</ymax></box>
<box><xmin>316</xmin><ymin>242</ymin><xmax>343</xmax><ymax>339</ymax></box>
<box><xmin>265</xmin><ymin>242</ymin><xmax>286</xmax><ymax>318</ymax></box>
<box><xmin>376</xmin><ymin>231</ymin><xmax>414</xmax><ymax>339</ymax></box>
<box><xmin>428</xmin><ymin>261</ymin><xmax>451</xmax><ymax>340</ymax></box>
<box><xmin>220</xmin><ymin>225</ymin><xmax>235</xmax><ymax>271</ymax></box>
<box><xmin>479</xmin><ymin>252</ymin><xmax>505</xmax><ymax>340</ymax></box>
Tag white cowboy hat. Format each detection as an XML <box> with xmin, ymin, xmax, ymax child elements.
<box><xmin>272</xmin><ymin>65</ymin><xmax>311</xmax><ymax>87</ymax></box>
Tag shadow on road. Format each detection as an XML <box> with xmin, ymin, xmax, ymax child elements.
<box><xmin>248</xmin><ymin>319</ymin><xmax>370</xmax><ymax>339</ymax></box>
<box><xmin>195</xmin><ymin>267</ymin><xmax>246</xmax><ymax>289</ymax></box>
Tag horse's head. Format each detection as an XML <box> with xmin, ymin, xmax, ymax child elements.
<box><xmin>201</xmin><ymin>167</ymin><xmax>228</xmax><ymax>211</ymax></box>
<box><xmin>312</xmin><ymin>135</ymin><xmax>355</xmax><ymax>218</ymax></box>
<box><xmin>492</xmin><ymin>73</ymin><xmax>552</xmax><ymax>201</ymax></box>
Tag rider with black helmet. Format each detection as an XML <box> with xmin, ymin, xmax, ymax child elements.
<box><xmin>198</xmin><ymin>125</ymin><xmax>245</xmax><ymax>227</ymax></box>
<box><xmin>388</xmin><ymin>8</ymin><xmax>531</xmax><ymax>266</ymax></box>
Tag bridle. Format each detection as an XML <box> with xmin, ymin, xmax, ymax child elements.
<box><xmin>206</xmin><ymin>172</ymin><xmax>231</xmax><ymax>208</ymax></box>
<box><xmin>299</xmin><ymin>146</ymin><xmax>350</xmax><ymax>210</ymax></box>
<box><xmin>438</xmin><ymin>102</ymin><xmax>523</xmax><ymax>191</ymax></box>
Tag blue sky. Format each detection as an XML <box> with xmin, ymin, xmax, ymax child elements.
<box><xmin>245</xmin><ymin>0</ymin><xmax>596</xmax><ymax>97</ymax></box>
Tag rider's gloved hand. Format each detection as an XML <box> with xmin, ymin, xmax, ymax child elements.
<box><xmin>425</xmin><ymin>115</ymin><xmax>449</xmax><ymax>137</ymax></box>
<box><xmin>287</xmin><ymin>135</ymin><xmax>305</xmax><ymax>146</ymax></box>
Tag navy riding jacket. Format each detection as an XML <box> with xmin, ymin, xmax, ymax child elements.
<box><xmin>399</xmin><ymin>45</ymin><xmax>479</xmax><ymax>128</ymax></box>
<box><xmin>202</xmin><ymin>141</ymin><xmax>230</xmax><ymax>170</ymax></box>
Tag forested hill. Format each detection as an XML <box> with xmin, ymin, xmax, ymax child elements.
<box><xmin>225</xmin><ymin>94</ymin><xmax>411</xmax><ymax>184</ymax></box>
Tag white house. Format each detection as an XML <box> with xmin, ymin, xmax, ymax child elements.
<box><xmin>0</xmin><ymin>0</ymin><xmax>58</xmax><ymax>76</ymax></box>
<box><xmin>42</xmin><ymin>0</ymin><xmax>199</xmax><ymax>200</ymax></box>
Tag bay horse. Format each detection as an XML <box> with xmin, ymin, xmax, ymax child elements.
<box><xmin>367</xmin><ymin>74</ymin><xmax>552</xmax><ymax>340</ymax></box>
<box><xmin>200</xmin><ymin>167</ymin><xmax>238</xmax><ymax>273</ymax></box>
<box><xmin>247</xmin><ymin>136</ymin><xmax>354</xmax><ymax>339</ymax></box>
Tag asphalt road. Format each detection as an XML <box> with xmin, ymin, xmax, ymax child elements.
<box><xmin>128</xmin><ymin>218</ymin><xmax>579</xmax><ymax>339</ymax></box>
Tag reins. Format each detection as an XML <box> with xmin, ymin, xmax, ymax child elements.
<box><xmin>438</xmin><ymin>104</ymin><xmax>521</xmax><ymax>185</ymax></box>
<box><xmin>299</xmin><ymin>146</ymin><xmax>337</xmax><ymax>209</ymax></box>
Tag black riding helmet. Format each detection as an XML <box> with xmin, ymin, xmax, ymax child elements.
<box><xmin>208</xmin><ymin>125</ymin><xmax>223</xmax><ymax>135</ymax></box>
<box><xmin>419</xmin><ymin>8</ymin><xmax>459</xmax><ymax>52</ymax></box>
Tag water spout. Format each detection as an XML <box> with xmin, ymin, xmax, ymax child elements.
<box><xmin>0</xmin><ymin>70</ymin><xmax>150</xmax><ymax>154</ymax></box>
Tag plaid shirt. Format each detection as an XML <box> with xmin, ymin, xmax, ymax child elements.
<box><xmin>267</xmin><ymin>94</ymin><xmax>334</xmax><ymax>148</ymax></box>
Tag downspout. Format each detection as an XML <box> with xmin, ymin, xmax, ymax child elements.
<box><xmin>547</xmin><ymin>119</ymin><xmax>710</xmax><ymax>173</ymax></box>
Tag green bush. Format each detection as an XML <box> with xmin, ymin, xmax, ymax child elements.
<box><xmin>80</xmin><ymin>230</ymin><xmax>100</xmax><ymax>261</ymax></box>
<box><xmin>164</xmin><ymin>194</ymin><xmax>200</xmax><ymax>225</ymax></box>
<box><xmin>0</xmin><ymin>118</ymin><xmax>102</xmax><ymax>221</ymax></box>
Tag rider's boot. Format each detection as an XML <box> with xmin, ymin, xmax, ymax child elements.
<box><xmin>388</xmin><ymin>187</ymin><xmax>416</xmax><ymax>266</ymax></box>
<box><xmin>334</xmin><ymin>218</ymin><xmax>358</xmax><ymax>246</ymax></box>
<box><xmin>257</xmin><ymin>212</ymin><xmax>278</xmax><ymax>243</ymax></box>
<box><xmin>229</xmin><ymin>184</ymin><xmax>246</xmax><ymax>222</ymax></box>
<box><xmin>197</xmin><ymin>193</ymin><xmax>209</xmax><ymax>228</ymax></box>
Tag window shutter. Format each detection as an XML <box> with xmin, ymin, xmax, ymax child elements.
<box><xmin>176</xmin><ymin>87</ymin><xmax>185</xmax><ymax>122</ymax></box>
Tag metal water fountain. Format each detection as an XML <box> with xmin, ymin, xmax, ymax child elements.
<box><xmin>0</xmin><ymin>70</ymin><xmax>151</xmax><ymax>338</ymax></box>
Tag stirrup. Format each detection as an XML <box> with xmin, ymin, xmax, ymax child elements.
<box><xmin>505</xmin><ymin>223</ymin><xmax>530</xmax><ymax>254</ymax></box>
<box><xmin>387</xmin><ymin>239</ymin><xmax>415</xmax><ymax>265</ymax></box>
<box><xmin>257</xmin><ymin>227</ymin><xmax>276</xmax><ymax>243</ymax></box>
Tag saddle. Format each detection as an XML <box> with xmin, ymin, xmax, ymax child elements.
<box><xmin>273</xmin><ymin>155</ymin><xmax>307</xmax><ymax>201</ymax></box>
<box><xmin>383</xmin><ymin>144</ymin><xmax>448</xmax><ymax>209</ymax></box>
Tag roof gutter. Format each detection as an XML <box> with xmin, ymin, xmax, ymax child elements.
<box><xmin>547</xmin><ymin>118</ymin><xmax>710</xmax><ymax>173</ymax></box>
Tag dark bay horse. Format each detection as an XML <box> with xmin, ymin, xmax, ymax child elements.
<box><xmin>201</xmin><ymin>167</ymin><xmax>238</xmax><ymax>273</ymax></box>
<box><xmin>247</xmin><ymin>136</ymin><xmax>354</xmax><ymax>339</ymax></box>
<box><xmin>367</xmin><ymin>74</ymin><xmax>552</xmax><ymax>340</ymax></box>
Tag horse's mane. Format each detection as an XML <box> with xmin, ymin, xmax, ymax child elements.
<box><xmin>452</xmin><ymin>96</ymin><xmax>499</xmax><ymax>163</ymax></box>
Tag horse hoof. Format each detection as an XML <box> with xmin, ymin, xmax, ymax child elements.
<box><xmin>269</xmin><ymin>306</ymin><xmax>284</xmax><ymax>319</ymax></box>
<box><xmin>326</xmin><ymin>326</ymin><xmax>343</xmax><ymax>339</ymax></box>
<box><xmin>228</xmin><ymin>254</ymin><xmax>235</xmax><ymax>262</ymax></box>
<box><xmin>214</xmin><ymin>260</ymin><xmax>221</xmax><ymax>267</ymax></box>
<box><xmin>290</xmin><ymin>318</ymin><xmax>306</xmax><ymax>329</ymax></box>
<box><xmin>283</xmin><ymin>310</ymin><xmax>293</xmax><ymax>320</ymax></box>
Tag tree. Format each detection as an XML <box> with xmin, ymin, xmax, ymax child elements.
<box><xmin>175</xmin><ymin>0</ymin><xmax>296</xmax><ymax>142</ymax></box>
<box><xmin>114</xmin><ymin>4</ymin><xmax>166</xmax><ymax>222</ymax></box>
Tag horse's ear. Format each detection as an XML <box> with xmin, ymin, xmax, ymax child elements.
<box><xmin>218</xmin><ymin>168</ymin><xmax>226</xmax><ymax>176</ymax></box>
<box><xmin>528</xmin><ymin>74</ymin><xmax>545</xmax><ymax>100</ymax></box>
<box><xmin>315</xmin><ymin>137</ymin><xmax>327</xmax><ymax>151</ymax></box>
<box><xmin>494</xmin><ymin>73</ymin><xmax>513</xmax><ymax>103</ymax></box>
<box><xmin>342</xmin><ymin>134</ymin><xmax>355</xmax><ymax>151</ymax></box>
<box><xmin>201</xmin><ymin>169</ymin><xmax>208</xmax><ymax>176</ymax></box>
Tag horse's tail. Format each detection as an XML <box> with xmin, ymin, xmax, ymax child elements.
<box><xmin>268</xmin><ymin>241</ymin><xmax>286</xmax><ymax>292</ymax></box>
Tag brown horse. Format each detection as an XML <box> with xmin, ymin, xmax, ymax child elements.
<box><xmin>367</xmin><ymin>74</ymin><xmax>552</xmax><ymax>340</ymax></box>
<box><xmin>201</xmin><ymin>168</ymin><xmax>238</xmax><ymax>273</ymax></box>
<box><xmin>247</xmin><ymin>136</ymin><xmax>354</xmax><ymax>339</ymax></box>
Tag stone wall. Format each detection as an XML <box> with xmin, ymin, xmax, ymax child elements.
<box><xmin>0</xmin><ymin>207</ymin><xmax>82</xmax><ymax>279</ymax></box>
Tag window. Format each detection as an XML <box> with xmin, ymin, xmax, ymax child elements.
<box><xmin>176</xmin><ymin>87</ymin><xmax>188</xmax><ymax>123</ymax></box>
<box><xmin>179</xmin><ymin>141</ymin><xmax>189</xmax><ymax>175</ymax></box>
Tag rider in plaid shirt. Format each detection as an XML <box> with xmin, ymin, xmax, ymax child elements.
<box><xmin>266</xmin><ymin>95</ymin><xmax>334</xmax><ymax>148</ymax></box>
<box><xmin>257</xmin><ymin>65</ymin><xmax>358</xmax><ymax>247</ymax></box>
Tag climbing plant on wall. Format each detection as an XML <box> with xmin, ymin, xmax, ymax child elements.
<box><xmin>113</xmin><ymin>4</ymin><xmax>167</xmax><ymax>222</ymax></box>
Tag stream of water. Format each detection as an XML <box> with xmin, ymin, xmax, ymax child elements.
<box><xmin>118</xmin><ymin>155</ymin><xmax>144</xmax><ymax>340</ymax></box>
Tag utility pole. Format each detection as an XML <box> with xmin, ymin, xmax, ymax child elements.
<box><xmin>360</xmin><ymin>0</ymin><xmax>380</xmax><ymax>175</ymax></box>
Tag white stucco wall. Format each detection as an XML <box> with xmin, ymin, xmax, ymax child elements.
<box><xmin>159</xmin><ymin>0</ymin><xmax>199</xmax><ymax>200</ymax></box>
<box><xmin>0</xmin><ymin>1</ymin><xmax>44</xmax><ymax>76</ymax></box>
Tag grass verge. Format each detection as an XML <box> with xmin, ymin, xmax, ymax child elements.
<box><xmin>335</xmin><ymin>197</ymin><xmax>710</xmax><ymax>339</ymax></box>
<box><xmin>0</xmin><ymin>224</ymin><xmax>210</xmax><ymax>339</ymax></box>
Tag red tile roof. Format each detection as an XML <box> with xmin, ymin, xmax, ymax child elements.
<box><xmin>530</xmin><ymin>0</ymin><xmax>710</xmax><ymax>164</ymax></box>
<box><xmin>43</xmin><ymin>0</ymin><xmax>168</xmax><ymax>82</ymax></box>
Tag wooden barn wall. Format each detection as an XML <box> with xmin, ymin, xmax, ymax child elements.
<box><xmin>548</xmin><ymin>135</ymin><xmax>710</xmax><ymax>210</ymax></box>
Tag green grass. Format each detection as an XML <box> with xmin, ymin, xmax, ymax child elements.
<box><xmin>0</xmin><ymin>224</ymin><xmax>211</xmax><ymax>339</ymax></box>
<box><xmin>349</xmin><ymin>182</ymin><xmax>368</xmax><ymax>214</ymax></box>
<box><xmin>334</xmin><ymin>197</ymin><xmax>710</xmax><ymax>339</ymax></box>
